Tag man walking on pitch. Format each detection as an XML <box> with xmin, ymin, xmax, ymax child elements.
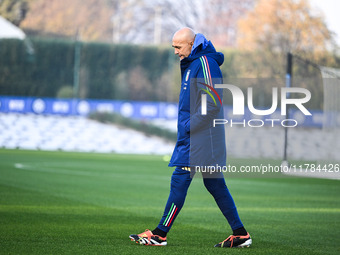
<box><xmin>129</xmin><ymin>27</ymin><xmax>252</xmax><ymax>248</ymax></box>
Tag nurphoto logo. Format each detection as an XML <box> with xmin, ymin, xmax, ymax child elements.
<box><xmin>200</xmin><ymin>83</ymin><xmax>312</xmax><ymax>128</ymax></box>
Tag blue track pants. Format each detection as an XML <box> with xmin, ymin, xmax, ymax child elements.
<box><xmin>157</xmin><ymin>166</ymin><xmax>244</xmax><ymax>232</ymax></box>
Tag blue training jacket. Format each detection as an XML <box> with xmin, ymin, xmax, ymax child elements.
<box><xmin>169</xmin><ymin>34</ymin><xmax>226</xmax><ymax>168</ymax></box>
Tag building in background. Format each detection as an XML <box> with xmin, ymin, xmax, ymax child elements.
<box><xmin>0</xmin><ymin>15</ymin><xmax>26</xmax><ymax>39</ymax></box>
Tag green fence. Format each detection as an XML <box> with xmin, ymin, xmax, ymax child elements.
<box><xmin>0</xmin><ymin>38</ymin><xmax>173</xmax><ymax>101</ymax></box>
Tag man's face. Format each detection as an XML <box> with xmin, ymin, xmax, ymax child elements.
<box><xmin>172</xmin><ymin>39</ymin><xmax>193</xmax><ymax>60</ymax></box>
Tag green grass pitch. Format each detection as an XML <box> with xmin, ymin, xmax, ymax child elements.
<box><xmin>0</xmin><ymin>149</ymin><xmax>339</xmax><ymax>254</ymax></box>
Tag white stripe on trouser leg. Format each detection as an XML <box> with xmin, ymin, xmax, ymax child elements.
<box><xmin>165</xmin><ymin>205</ymin><xmax>177</xmax><ymax>226</ymax></box>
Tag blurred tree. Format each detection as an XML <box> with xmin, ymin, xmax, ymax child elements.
<box><xmin>18</xmin><ymin>0</ymin><xmax>257</xmax><ymax>46</ymax></box>
<box><xmin>128</xmin><ymin>66</ymin><xmax>153</xmax><ymax>101</ymax></box>
<box><xmin>235</xmin><ymin>0</ymin><xmax>338</xmax><ymax>109</ymax></box>
<box><xmin>109</xmin><ymin>0</ymin><xmax>206</xmax><ymax>44</ymax></box>
<box><xmin>203</xmin><ymin>0</ymin><xmax>255</xmax><ymax>47</ymax></box>
<box><xmin>21</xmin><ymin>0</ymin><xmax>113</xmax><ymax>41</ymax></box>
<box><xmin>237</xmin><ymin>0</ymin><xmax>335</xmax><ymax>53</ymax></box>
<box><xmin>0</xmin><ymin>0</ymin><xmax>31</xmax><ymax>26</ymax></box>
<box><xmin>109</xmin><ymin>0</ymin><xmax>255</xmax><ymax>46</ymax></box>
<box><xmin>56</xmin><ymin>85</ymin><xmax>73</xmax><ymax>98</ymax></box>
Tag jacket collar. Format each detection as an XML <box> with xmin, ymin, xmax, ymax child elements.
<box><xmin>190</xmin><ymin>33</ymin><xmax>210</xmax><ymax>57</ymax></box>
